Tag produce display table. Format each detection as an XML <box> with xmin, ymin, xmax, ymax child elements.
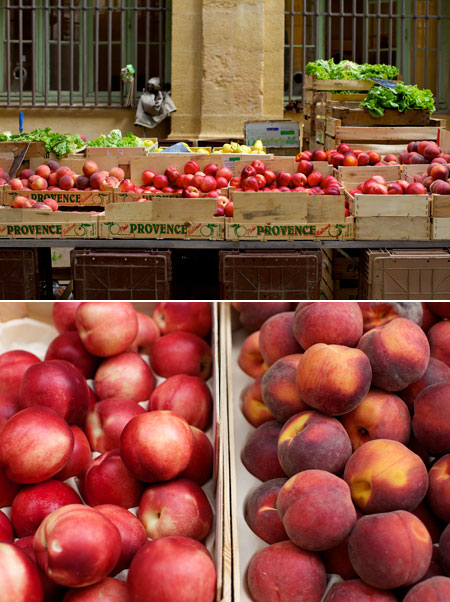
<box><xmin>1</xmin><ymin>239</ymin><xmax>450</xmax><ymax>249</ymax></box>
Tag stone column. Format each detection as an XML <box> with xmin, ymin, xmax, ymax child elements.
<box><xmin>169</xmin><ymin>0</ymin><xmax>284</xmax><ymax>140</ymax></box>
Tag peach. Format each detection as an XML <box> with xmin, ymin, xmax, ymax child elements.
<box><xmin>261</xmin><ymin>354</ymin><xmax>307</xmax><ymax>423</ymax></box>
<box><xmin>412</xmin><ymin>382</ymin><xmax>450</xmax><ymax>455</ymax></box>
<box><xmin>400</xmin><ymin>357</ymin><xmax>450</xmax><ymax>410</ymax></box>
<box><xmin>411</xmin><ymin>502</ymin><xmax>445</xmax><ymax>543</ymax></box>
<box><xmin>320</xmin><ymin>529</ymin><xmax>359</xmax><ymax>580</ymax></box>
<box><xmin>127</xmin><ymin>312</ymin><xmax>160</xmax><ymax>354</ymax></box>
<box><xmin>357</xmin><ymin>318</ymin><xmax>430</xmax><ymax>391</ymax></box>
<box><xmin>344</xmin><ymin>439</ymin><xmax>428</xmax><ymax>513</ymax></box>
<box><xmin>277</xmin><ymin>470</ymin><xmax>356</xmax><ymax>551</ymax></box>
<box><xmin>149</xmin><ymin>332</ymin><xmax>212</xmax><ymax>380</ymax></box>
<box><xmin>238</xmin><ymin>330</ymin><xmax>267</xmax><ymax>379</ymax></box>
<box><xmin>94</xmin><ymin>352</ymin><xmax>155</xmax><ymax>402</ymax></box>
<box><xmin>120</xmin><ymin>410</ymin><xmax>193</xmax><ymax>482</ymax></box>
<box><xmin>55</xmin><ymin>425</ymin><xmax>91</xmax><ymax>481</ymax></box>
<box><xmin>428</xmin><ymin>454</ymin><xmax>450</xmax><ymax>522</ymax></box>
<box><xmin>403</xmin><ymin>576</ymin><xmax>450</xmax><ymax>602</ymax></box>
<box><xmin>278</xmin><ymin>410</ymin><xmax>352</xmax><ymax>476</ymax></box>
<box><xmin>62</xmin><ymin>578</ymin><xmax>130</xmax><ymax>602</ymax></box>
<box><xmin>428</xmin><ymin>321</ymin><xmax>450</xmax><ymax>367</ymax></box>
<box><xmin>180</xmin><ymin>426</ymin><xmax>213</xmax><ymax>485</ymax></box>
<box><xmin>296</xmin><ymin>343</ymin><xmax>372</xmax><ymax>415</ymax></box>
<box><xmin>323</xmin><ymin>580</ymin><xmax>398</xmax><ymax>601</ymax></box>
<box><xmin>293</xmin><ymin>301</ymin><xmax>363</xmax><ymax>349</ymax></box>
<box><xmin>0</xmin><ymin>511</ymin><xmax>14</xmax><ymax>542</ymax></box>
<box><xmin>20</xmin><ymin>359</ymin><xmax>90</xmax><ymax>425</ymax></box>
<box><xmin>259</xmin><ymin>312</ymin><xmax>302</xmax><ymax>365</ymax></box>
<box><xmin>241</xmin><ymin>375</ymin><xmax>275</xmax><ymax>427</ymax></box>
<box><xmin>241</xmin><ymin>421</ymin><xmax>286</xmax><ymax>481</ymax></box>
<box><xmin>153</xmin><ymin>302</ymin><xmax>211</xmax><ymax>337</ymax></box>
<box><xmin>81</xmin><ymin>450</ymin><xmax>143</xmax><ymax>508</ymax></box>
<box><xmin>52</xmin><ymin>302</ymin><xmax>82</xmax><ymax>333</ymax></box>
<box><xmin>349</xmin><ymin>511</ymin><xmax>432</xmax><ymax>589</ymax></box>
<box><xmin>76</xmin><ymin>302</ymin><xmax>138</xmax><ymax>357</ymax></box>
<box><xmin>95</xmin><ymin>505</ymin><xmax>148</xmax><ymax>574</ymax></box>
<box><xmin>341</xmin><ymin>389</ymin><xmax>411</xmax><ymax>450</ymax></box>
<box><xmin>127</xmin><ymin>536</ymin><xmax>216</xmax><ymax>602</ymax></box>
<box><xmin>83</xmin><ymin>160</ymin><xmax>98</xmax><ymax>177</ymax></box>
<box><xmin>359</xmin><ymin>301</ymin><xmax>423</xmax><ymax>332</ymax></box>
<box><xmin>33</xmin><ymin>504</ymin><xmax>121</xmax><ymax>588</ymax></box>
<box><xmin>247</xmin><ymin>540</ymin><xmax>327</xmax><ymax>602</ymax></box>
<box><xmin>233</xmin><ymin>302</ymin><xmax>292</xmax><ymax>331</ymax></box>
<box><xmin>0</xmin><ymin>350</ymin><xmax>40</xmax><ymax>397</ymax></box>
<box><xmin>138</xmin><ymin>478</ymin><xmax>212</xmax><ymax>541</ymax></box>
<box><xmin>45</xmin><ymin>331</ymin><xmax>99</xmax><ymax>379</ymax></box>
<box><xmin>149</xmin><ymin>374</ymin><xmax>212</xmax><ymax>430</ymax></box>
<box><xmin>244</xmin><ymin>478</ymin><xmax>288</xmax><ymax>544</ymax></box>
<box><xmin>421</xmin><ymin>304</ymin><xmax>441</xmax><ymax>333</ymax></box>
<box><xmin>84</xmin><ymin>398</ymin><xmax>146</xmax><ymax>453</ymax></box>
<box><xmin>11</xmin><ymin>479</ymin><xmax>82</xmax><ymax>538</ymax></box>
<box><xmin>0</xmin><ymin>406</ymin><xmax>73</xmax><ymax>484</ymax></box>
<box><xmin>0</xmin><ymin>542</ymin><xmax>44</xmax><ymax>602</ymax></box>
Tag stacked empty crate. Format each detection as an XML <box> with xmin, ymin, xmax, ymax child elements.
<box><xmin>303</xmin><ymin>75</ymin><xmax>374</xmax><ymax>151</ymax></box>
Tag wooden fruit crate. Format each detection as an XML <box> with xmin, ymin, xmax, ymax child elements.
<box><xmin>99</xmin><ymin>197</ymin><xmax>224</xmax><ymax>240</ymax></box>
<box><xmin>429</xmin><ymin>193</ymin><xmax>450</xmax><ymax>239</ymax></box>
<box><xmin>0</xmin><ymin>207</ymin><xmax>98</xmax><ymax>239</ymax></box>
<box><xmin>85</xmin><ymin>146</ymin><xmax>147</xmax><ymax>158</ymax></box>
<box><xmin>322</xmin><ymin>119</ymin><xmax>440</xmax><ymax>155</ymax></box>
<box><xmin>0</xmin><ymin>141</ymin><xmax>46</xmax><ymax>159</ymax></box>
<box><xmin>304</xmin><ymin>75</ymin><xmax>376</xmax><ymax>93</ymax></box>
<box><xmin>1</xmin><ymin>186</ymin><xmax>113</xmax><ymax>208</ymax></box>
<box><xmin>225</xmin><ymin>192</ymin><xmax>353</xmax><ymax>241</ymax></box>
<box><xmin>344</xmin><ymin>179</ymin><xmax>430</xmax><ymax>240</ymax></box>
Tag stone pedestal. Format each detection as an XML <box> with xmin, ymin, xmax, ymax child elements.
<box><xmin>170</xmin><ymin>0</ymin><xmax>284</xmax><ymax>140</ymax></box>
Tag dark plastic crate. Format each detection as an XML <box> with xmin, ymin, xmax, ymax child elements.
<box><xmin>219</xmin><ymin>250</ymin><xmax>322</xmax><ymax>300</ymax></box>
<box><xmin>71</xmin><ymin>249</ymin><xmax>172</xmax><ymax>300</ymax></box>
<box><xmin>0</xmin><ymin>248</ymin><xmax>52</xmax><ymax>300</ymax></box>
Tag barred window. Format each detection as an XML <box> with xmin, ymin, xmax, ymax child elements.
<box><xmin>284</xmin><ymin>0</ymin><xmax>450</xmax><ymax>112</ymax></box>
<box><xmin>1</xmin><ymin>0</ymin><xmax>171</xmax><ymax>107</ymax></box>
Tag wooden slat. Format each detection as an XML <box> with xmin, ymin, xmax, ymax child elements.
<box><xmin>152</xmin><ymin>196</ymin><xmax>217</xmax><ymax>221</ymax></box>
<box><xmin>232</xmin><ymin>193</ymin><xmax>308</xmax><ymax>223</ymax></box>
<box><xmin>331</xmin><ymin>107</ymin><xmax>431</xmax><ymax>126</ymax></box>
<box><xmin>337</xmin><ymin>165</ymin><xmax>402</xmax><ymax>183</ymax></box>
<box><xmin>333</xmin><ymin>124</ymin><xmax>438</xmax><ymax>142</ymax></box>
<box><xmin>432</xmin><ymin>218</ymin><xmax>450</xmax><ymax>239</ymax></box>
<box><xmin>431</xmin><ymin>195</ymin><xmax>450</xmax><ymax>217</ymax></box>
<box><xmin>351</xmin><ymin>194</ymin><xmax>429</xmax><ymax>217</ymax></box>
<box><xmin>304</xmin><ymin>75</ymin><xmax>375</xmax><ymax>91</ymax></box>
<box><xmin>355</xmin><ymin>216</ymin><xmax>430</xmax><ymax>240</ymax></box>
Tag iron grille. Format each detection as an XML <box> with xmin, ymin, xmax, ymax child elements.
<box><xmin>285</xmin><ymin>0</ymin><xmax>450</xmax><ymax>112</ymax></box>
<box><xmin>1</xmin><ymin>0</ymin><xmax>171</xmax><ymax>108</ymax></box>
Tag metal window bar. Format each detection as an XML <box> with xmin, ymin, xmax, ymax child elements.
<box><xmin>1</xmin><ymin>1</ymin><xmax>171</xmax><ymax>108</ymax></box>
<box><xmin>285</xmin><ymin>0</ymin><xmax>450</xmax><ymax>112</ymax></box>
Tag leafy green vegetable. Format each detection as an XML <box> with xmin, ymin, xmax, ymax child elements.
<box><xmin>0</xmin><ymin>127</ymin><xmax>84</xmax><ymax>158</ymax></box>
<box><xmin>305</xmin><ymin>59</ymin><xmax>398</xmax><ymax>81</ymax></box>
<box><xmin>86</xmin><ymin>130</ymin><xmax>145</xmax><ymax>148</ymax></box>
<box><xmin>360</xmin><ymin>83</ymin><xmax>435</xmax><ymax>117</ymax></box>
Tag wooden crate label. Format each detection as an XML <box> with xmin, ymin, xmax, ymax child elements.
<box><xmin>3</xmin><ymin>189</ymin><xmax>111</xmax><ymax>206</ymax></box>
<box><xmin>100</xmin><ymin>220</ymin><xmax>223</xmax><ymax>239</ymax></box>
<box><xmin>226</xmin><ymin>221</ymin><xmax>352</xmax><ymax>240</ymax></box>
<box><xmin>0</xmin><ymin>222</ymin><xmax>95</xmax><ymax>238</ymax></box>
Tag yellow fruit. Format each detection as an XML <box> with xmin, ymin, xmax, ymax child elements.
<box><xmin>240</xmin><ymin>145</ymin><xmax>250</xmax><ymax>153</ymax></box>
<box><xmin>222</xmin><ymin>144</ymin><xmax>232</xmax><ymax>153</ymax></box>
<box><xmin>253</xmin><ymin>139</ymin><xmax>264</xmax><ymax>151</ymax></box>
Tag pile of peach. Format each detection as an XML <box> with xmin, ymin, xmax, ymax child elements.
<box><xmin>410</xmin><ymin>164</ymin><xmax>450</xmax><ymax>196</ymax></box>
<box><xmin>236</xmin><ymin>301</ymin><xmax>450</xmax><ymax>601</ymax></box>
<box><xmin>0</xmin><ymin>301</ymin><xmax>216</xmax><ymax>602</ymax></box>
<box><xmin>297</xmin><ymin>146</ymin><xmax>392</xmax><ymax>168</ymax></box>
<box><xmin>347</xmin><ymin>176</ymin><xmax>426</xmax><ymax>196</ymax></box>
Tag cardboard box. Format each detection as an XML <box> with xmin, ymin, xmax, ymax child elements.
<box><xmin>244</xmin><ymin>120</ymin><xmax>300</xmax><ymax>149</ymax></box>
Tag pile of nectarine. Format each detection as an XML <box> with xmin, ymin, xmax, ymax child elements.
<box><xmin>347</xmin><ymin>176</ymin><xmax>427</xmax><ymax>197</ymax></box>
<box><xmin>0</xmin><ymin>301</ymin><xmax>216</xmax><ymax>602</ymax></box>
<box><xmin>237</xmin><ymin>301</ymin><xmax>450</xmax><ymax>601</ymax></box>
